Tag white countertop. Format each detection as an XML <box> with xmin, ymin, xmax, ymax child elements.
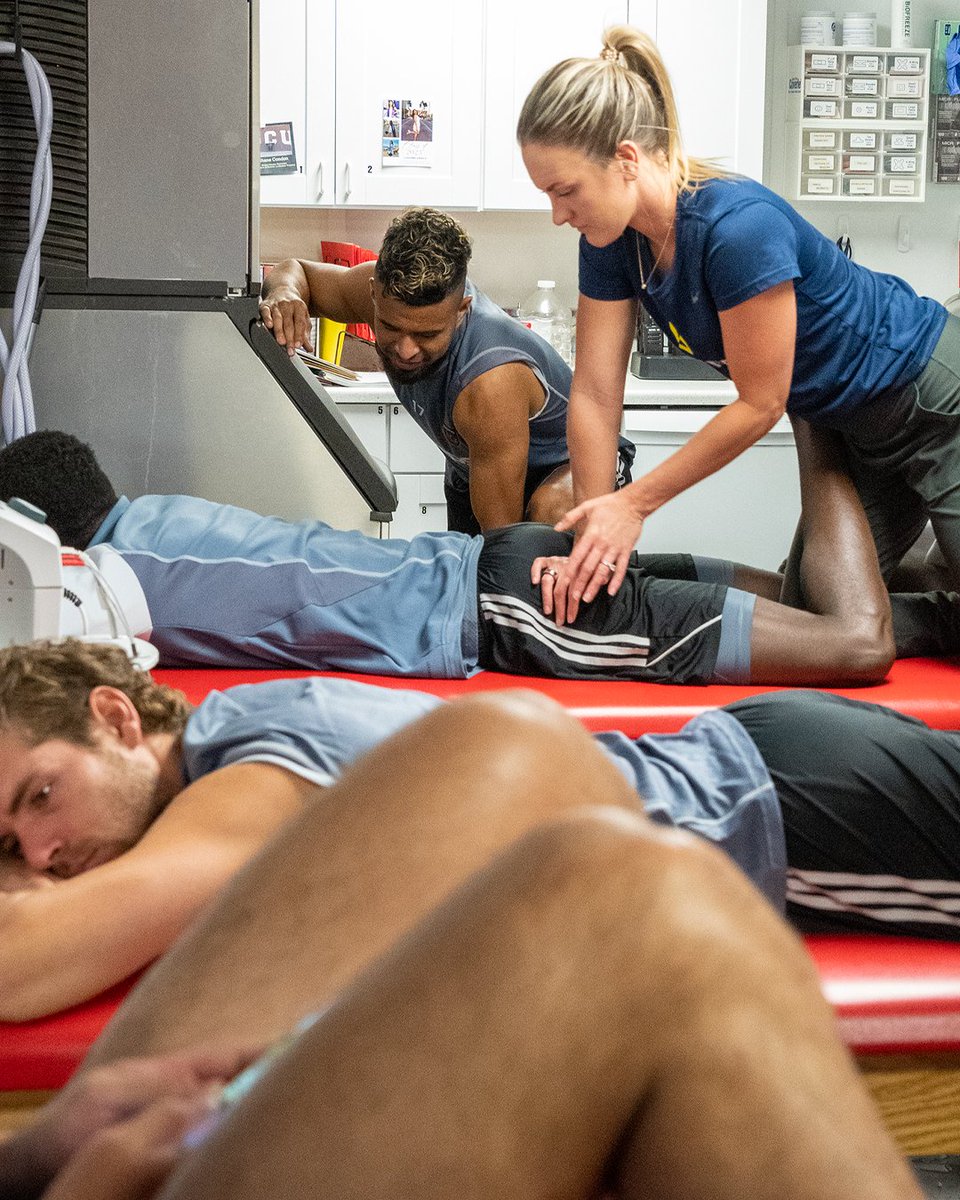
<box><xmin>321</xmin><ymin>374</ymin><xmax>738</xmax><ymax>408</ymax></box>
<box><xmin>623</xmin><ymin>373</ymin><xmax>737</xmax><ymax>407</ymax></box>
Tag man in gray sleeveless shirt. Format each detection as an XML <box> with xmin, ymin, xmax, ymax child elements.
<box><xmin>260</xmin><ymin>207</ymin><xmax>633</xmax><ymax>534</ymax></box>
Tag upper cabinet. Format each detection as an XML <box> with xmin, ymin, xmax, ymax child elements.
<box><xmin>482</xmin><ymin>2</ymin><xmax>631</xmax><ymax>210</ymax></box>
<box><xmin>324</xmin><ymin>1</ymin><xmax>482</xmax><ymax>207</ymax></box>
<box><xmin>261</xmin><ymin>0</ymin><xmax>481</xmax><ymax>208</ymax></box>
<box><xmin>260</xmin><ymin>0</ymin><xmax>767</xmax><ymax>211</ymax></box>
<box><xmin>259</xmin><ymin>0</ymin><xmax>310</xmax><ymax>204</ymax></box>
<box><xmin>653</xmin><ymin>0</ymin><xmax>767</xmax><ymax>182</ymax></box>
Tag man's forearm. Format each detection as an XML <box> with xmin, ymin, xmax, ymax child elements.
<box><xmin>259</xmin><ymin>259</ymin><xmax>311</xmax><ymax>306</ymax></box>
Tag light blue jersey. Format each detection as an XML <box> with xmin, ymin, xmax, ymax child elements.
<box><xmin>90</xmin><ymin>495</ymin><xmax>483</xmax><ymax>677</ymax></box>
<box><xmin>182</xmin><ymin>677</ymin><xmax>785</xmax><ymax>909</ymax></box>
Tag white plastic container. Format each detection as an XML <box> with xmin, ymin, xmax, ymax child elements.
<box><xmin>518</xmin><ymin>280</ymin><xmax>573</xmax><ymax>366</ymax></box>
<box><xmin>801</xmin><ymin>11</ymin><xmax>838</xmax><ymax>44</ymax></box>
<box><xmin>842</xmin><ymin>12</ymin><xmax>877</xmax><ymax>45</ymax></box>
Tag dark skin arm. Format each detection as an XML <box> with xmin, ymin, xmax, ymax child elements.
<box><xmin>452</xmin><ymin>361</ymin><xmax>547</xmax><ymax>531</ymax></box>
<box><xmin>259</xmin><ymin>260</ymin><xmax>377</xmax><ymax>355</ymax></box>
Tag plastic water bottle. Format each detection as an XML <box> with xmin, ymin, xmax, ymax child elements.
<box><xmin>518</xmin><ymin>280</ymin><xmax>573</xmax><ymax>366</ymax></box>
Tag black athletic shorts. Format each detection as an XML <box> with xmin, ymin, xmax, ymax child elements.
<box><xmin>475</xmin><ymin>523</ymin><xmax>727</xmax><ymax>684</ymax></box>
<box><xmin>445</xmin><ymin>442</ymin><xmax>636</xmax><ymax>536</ymax></box>
<box><xmin>726</xmin><ymin>690</ymin><xmax>960</xmax><ymax>941</ymax></box>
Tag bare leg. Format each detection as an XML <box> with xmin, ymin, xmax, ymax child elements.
<box><xmin>747</xmin><ymin>420</ymin><xmax>895</xmax><ymax>684</ymax></box>
<box><xmin>729</xmin><ymin>561</ymin><xmax>783</xmax><ymax>600</ymax></box>
<box><xmin>157</xmin><ymin>813</ymin><xmax>918</xmax><ymax>1200</ymax></box>
<box><xmin>525</xmin><ymin>462</ymin><xmax>574</xmax><ymax>525</ymax></box>
<box><xmin>85</xmin><ymin>691</ymin><xmax>640</xmax><ymax>1065</ymax></box>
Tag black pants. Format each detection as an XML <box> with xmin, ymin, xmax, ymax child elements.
<box><xmin>727</xmin><ymin>690</ymin><xmax>960</xmax><ymax>941</ymax></box>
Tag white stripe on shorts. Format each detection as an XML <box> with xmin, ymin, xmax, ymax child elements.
<box><xmin>479</xmin><ymin>592</ymin><xmax>722</xmax><ymax>674</ymax></box>
<box><xmin>787</xmin><ymin>867</ymin><xmax>960</xmax><ymax>928</ymax></box>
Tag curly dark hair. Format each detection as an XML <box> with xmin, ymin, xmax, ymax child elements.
<box><xmin>375</xmin><ymin>207</ymin><xmax>472</xmax><ymax>307</ymax></box>
<box><xmin>0</xmin><ymin>430</ymin><xmax>118</xmax><ymax>549</ymax></box>
<box><xmin>0</xmin><ymin>639</ymin><xmax>191</xmax><ymax>746</ymax></box>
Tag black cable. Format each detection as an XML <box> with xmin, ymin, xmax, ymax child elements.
<box><xmin>836</xmin><ymin>235</ymin><xmax>853</xmax><ymax>259</ymax></box>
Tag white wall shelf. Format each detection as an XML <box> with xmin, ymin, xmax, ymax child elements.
<box><xmin>785</xmin><ymin>46</ymin><xmax>930</xmax><ymax>202</ymax></box>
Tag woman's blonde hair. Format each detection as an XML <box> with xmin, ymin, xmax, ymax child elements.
<box><xmin>516</xmin><ymin>25</ymin><xmax>721</xmax><ymax>191</ymax></box>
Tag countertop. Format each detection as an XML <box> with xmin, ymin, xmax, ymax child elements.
<box><xmin>320</xmin><ymin>373</ymin><xmax>739</xmax><ymax>408</ymax></box>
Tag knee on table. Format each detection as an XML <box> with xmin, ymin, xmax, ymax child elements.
<box><xmin>525</xmin><ymin>477</ymin><xmax>572</xmax><ymax>526</ymax></box>
<box><xmin>503</xmin><ymin>811</ymin><xmax>789</xmax><ymax>980</ymax></box>
<box><xmin>836</xmin><ymin>609</ymin><xmax>895</xmax><ymax>682</ymax></box>
<box><xmin>434</xmin><ymin>691</ymin><xmax>628</xmax><ymax>801</ymax></box>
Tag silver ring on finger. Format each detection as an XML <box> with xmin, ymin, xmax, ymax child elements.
<box><xmin>600</xmin><ymin>560</ymin><xmax>616</xmax><ymax>573</ymax></box>
<box><xmin>542</xmin><ymin>567</ymin><xmax>559</xmax><ymax>578</ymax></box>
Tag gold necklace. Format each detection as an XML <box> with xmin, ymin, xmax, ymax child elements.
<box><xmin>635</xmin><ymin>226</ymin><xmax>673</xmax><ymax>292</ymax></box>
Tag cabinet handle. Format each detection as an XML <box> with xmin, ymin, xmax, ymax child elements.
<box><xmin>316</xmin><ymin>161</ymin><xmax>324</xmax><ymax>201</ymax></box>
<box><xmin>343</xmin><ymin>162</ymin><xmax>352</xmax><ymax>201</ymax></box>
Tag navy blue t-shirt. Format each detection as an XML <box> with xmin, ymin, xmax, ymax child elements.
<box><xmin>579</xmin><ymin>176</ymin><xmax>946</xmax><ymax>426</ymax></box>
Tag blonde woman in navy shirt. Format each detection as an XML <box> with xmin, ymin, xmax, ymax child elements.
<box><xmin>517</xmin><ymin>25</ymin><xmax>960</xmax><ymax>625</ymax></box>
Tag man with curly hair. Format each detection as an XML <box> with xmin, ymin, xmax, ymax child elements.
<box><xmin>259</xmin><ymin>206</ymin><xmax>634</xmax><ymax>534</ymax></box>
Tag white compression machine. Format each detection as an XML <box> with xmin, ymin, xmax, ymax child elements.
<box><xmin>0</xmin><ymin>498</ymin><xmax>158</xmax><ymax>668</ymax></box>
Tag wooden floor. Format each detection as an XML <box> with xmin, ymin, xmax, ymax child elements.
<box><xmin>0</xmin><ymin>1090</ymin><xmax>53</xmax><ymax>1140</ymax></box>
<box><xmin>4</xmin><ymin>1057</ymin><xmax>960</xmax><ymax>1157</ymax></box>
<box><xmin>861</xmin><ymin>1053</ymin><xmax>960</xmax><ymax>1155</ymax></box>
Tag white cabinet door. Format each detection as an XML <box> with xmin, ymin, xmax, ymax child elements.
<box><xmin>303</xmin><ymin>0</ymin><xmax>336</xmax><ymax>205</ymax></box>
<box><xmin>389</xmin><ymin>406</ymin><xmax>446</xmax><ymax>474</ymax></box>
<box><xmin>391</xmin><ymin>474</ymin><xmax>447</xmax><ymax>539</ymax></box>
<box><xmin>648</xmin><ymin>0</ymin><xmax>767</xmax><ymax>178</ymax></box>
<box><xmin>332</xmin><ymin>0</ymin><xmax>483</xmax><ymax>208</ymax></box>
<box><xmin>623</xmin><ymin>410</ymin><xmax>799</xmax><ymax>569</ymax></box>
<box><xmin>259</xmin><ymin>0</ymin><xmax>309</xmax><ymax>204</ymax></box>
<box><xmin>482</xmin><ymin>1</ymin><xmax>630</xmax><ymax>210</ymax></box>
<box><xmin>338</xmin><ymin>402</ymin><xmax>389</xmax><ymax>463</ymax></box>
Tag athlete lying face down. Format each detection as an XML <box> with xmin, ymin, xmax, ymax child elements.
<box><xmin>2</xmin><ymin>639</ymin><xmax>959</xmax><ymax>1023</ymax></box>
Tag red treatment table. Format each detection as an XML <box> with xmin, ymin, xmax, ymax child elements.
<box><xmin>3</xmin><ymin>656</ymin><xmax>960</xmax><ymax>1153</ymax></box>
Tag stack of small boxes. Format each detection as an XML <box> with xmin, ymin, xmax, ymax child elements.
<box><xmin>789</xmin><ymin>45</ymin><xmax>930</xmax><ymax>199</ymax></box>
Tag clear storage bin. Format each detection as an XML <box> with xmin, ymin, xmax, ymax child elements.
<box><xmin>805</xmin><ymin>50</ymin><xmax>841</xmax><ymax>72</ymax></box>
<box><xmin>807</xmin><ymin>75</ymin><xmax>843</xmax><ymax>96</ymax></box>
<box><xmin>842</xmin><ymin>151</ymin><xmax>877</xmax><ymax>172</ymax></box>
<box><xmin>886</xmin><ymin>76</ymin><xmax>924</xmax><ymax>97</ymax></box>
<box><xmin>882</xmin><ymin>175</ymin><xmax>918</xmax><ymax>196</ymax></box>
<box><xmin>844</xmin><ymin>98</ymin><xmax>880</xmax><ymax>119</ymax></box>
<box><xmin>804</xmin><ymin>151</ymin><xmax>838</xmax><ymax>172</ymax></box>
<box><xmin>844</xmin><ymin>129</ymin><xmax>879</xmax><ymax>149</ymax></box>
<box><xmin>885</xmin><ymin>99</ymin><xmax>920</xmax><ymax>119</ymax></box>
<box><xmin>805</xmin><ymin>97</ymin><xmax>841</xmax><ymax>118</ymax></box>
<box><xmin>842</xmin><ymin>174</ymin><xmax>879</xmax><ymax>194</ymax></box>
<box><xmin>845</xmin><ymin>75</ymin><xmax>881</xmax><ymax>95</ymax></box>
<box><xmin>886</xmin><ymin>52</ymin><xmax>923</xmax><ymax>74</ymax></box>
<box><xmin>845</xmin><ymin>52</ymin><xmax>882</xmax><ymax>73</ymax></box>
<box><xmin>883</xmin><ymin>152</ymin><xmax>919</xmax><ymax>173</ymax></box>
<box><xmin>801</xmin><ymin>173</ymin><xmax>839</xmax><ymax>195</ymax></box>
<box><xmin>804</xmin><ymin>129</ymin><xmax>839</xmax><ymax>149</ymax></box>
<box><xmin>885</xmin><ymin>130</ymin><xmax>918</xmax><ymax>151</ymax></box>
